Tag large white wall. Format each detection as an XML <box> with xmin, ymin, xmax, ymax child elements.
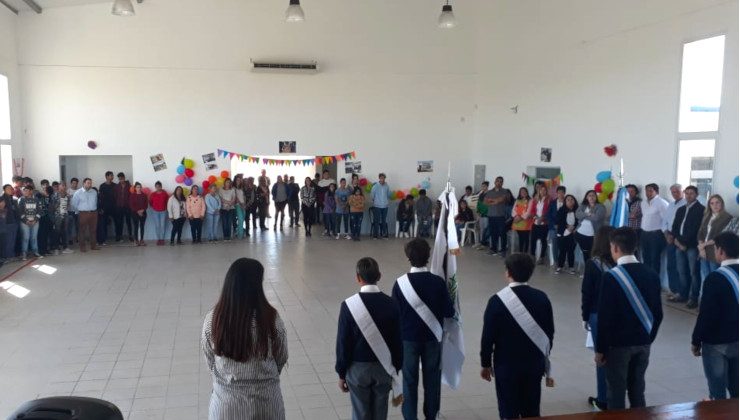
<box><xmin>472</xmin><ymin>0</ymin><xmax>739</xmax><ymax>211</ymax></box>
<box><xmin>16</xmin><ymin>0</ymin><xmax>477</xmax><ymax>195</ymax></box>
<box><xmin>9</xmin><ymin>0</ymin><xmax>740</xmax><ymax>206</ymax></box>
<box><xmin>0</xmin><ymin>5</ymin><xmax>23</xmax><ymax>166</ymax></box>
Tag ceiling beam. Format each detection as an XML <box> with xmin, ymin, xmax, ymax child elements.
<box><xmin>0</xmin><ymin>0</ymin><xmax>19</xmax><ymax>14</ymax></box>
<box><xmin>21</xmin><ymin>0</ymin><xmax>42</xmax><ymax>14</ymax></box>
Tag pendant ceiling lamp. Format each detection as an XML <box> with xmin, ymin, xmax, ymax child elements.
<box><xmin>285</xmin><ymin>0</ymin><xmax>305</xmax><ymax>22</ymax></box>
<box><xmin>112</xmin><ymin>0</ymin><xmax>135</xmax><ymax>16</ymax></box>
<box><xmin>438</xmin><ymin>1</ymin><xmax>457</xmax><ymax>29</ymax></box>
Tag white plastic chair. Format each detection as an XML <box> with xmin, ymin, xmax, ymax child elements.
<box><xmin>460</xmin><ymin>220</ymin><xmax>478</xmax><ymax>246</ymax></box>
<box><xmin>395</xmin><ymin>216</ymin><xmax>416</xmax><ymax>238</ymax></box>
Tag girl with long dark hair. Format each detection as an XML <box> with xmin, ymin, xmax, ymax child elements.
<box><xmin>580</xmin><ymin>225</ymin><xmax>615</xmax><ymax>411</ymax></box>
<box><xmin>168</xmin><ymin>186</ymin><xmax>187</xmax><ymax>245</ymax></box>
<box><xmin>129</xmin><ymin>182</ymin><xmax>148</xmax><ymax>246</ymax></box>
<box><xmin>202</xmin><ymin>258</ymin><xmax>288</xmax><ymax>420</ymax></box>
<box><xmin>575</xmin><ymin>190</ymin><xmax>607</xmax><ymax>261</ymax></box>
<box><xmin>300</xmin><ymin>177</ymin><xmax>316</xmax><ymax>237</ymax></box>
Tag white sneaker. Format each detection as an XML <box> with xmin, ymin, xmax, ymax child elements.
<box><xmin>62</xmin><ymin>248</ymin><xmax>74</xmax><ymax>254</ymax></box>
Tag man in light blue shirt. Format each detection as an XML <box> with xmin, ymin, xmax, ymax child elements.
<box><xmin>71</xmin><ymin>178</ymin><xmax>99</xmax><ymax>252</ymax></box>
<box><xmin>662</xmin><ymin>183</ymin><xmax>686</xmax><ymax>299</ymax></box>
<box><xmin>371</xmin><ymin>173</ymin><xmax>390</xmax><ymax>239</ymax></box>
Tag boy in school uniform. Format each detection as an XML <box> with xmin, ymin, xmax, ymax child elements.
<box><xmin>595</xmin><ymin>227</ymin><xmax>663</xmax><ymax>410</ymax></box>
<box><xmin>336</xmin><ymin>257</ymin><xmax>403</xmax><ymax>420</ymax></box>
<box><xmin>691</xmin><ymin>232</ymin><xmax>739</xmax><ymax>400</ymax></box>
<box><xmin>480</xmin><ymin>253</ymin><xmax>555</xmax><ymax>419</ymax></box>
<box><xmin>392</xmin><ymin>238</ymin><xmax>455</xmax><ymax>420</ymax></box>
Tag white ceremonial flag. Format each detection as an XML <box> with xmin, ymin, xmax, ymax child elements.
<box><xmin>431</xmin><ymin>185</ymin><xmax>465</xmax><ymax>390</ymax></box>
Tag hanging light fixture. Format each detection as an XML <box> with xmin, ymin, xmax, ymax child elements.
<box><xmin>285</xmin><ymin>0</ymin><xmax>305</xmax><ymax>22</ymax></box>
<box><xmin>438</xmin><ymin>1</ymin><xmax>456</xmax><ymax>29</ymax></box>
<box><xmin>111</xmin><ymin>0</ymin><xmax>135</xmax><ymax>16</ymax></box>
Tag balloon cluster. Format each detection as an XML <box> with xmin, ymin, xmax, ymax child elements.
<box><xmin>175</xmin><ymin>158</ymin><xmax>196</xmax><ymax>187</ymax></box>
<box><xmin>128</xmin><ymin>185</ymin><xmax>152</xmax><ymax>195</ymax></box>
<box><xmin>594</xmin><ymin>171</ymin><xmax>616</xmax><ymax>204</ymax></box>
<box><xmin>202</xmin><ymin>170</ymin><xmax>231</xmax><ymax>192</ymax></box>
<box><xmin>358</xmin><ymin>177</ymin><xmax>432</xmax><ymax>201</ymax></box>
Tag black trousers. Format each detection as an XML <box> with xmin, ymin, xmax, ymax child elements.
<box><xmin>97</xmin><ymin>209</ymin><xmax>115</xmax><ymax>244</ymax></box>
<box><xmin>530</xmin><ymin>224</ymin><xmax>548</xmax><ymax>258</ymax></box>
<box><xmin>132</xmin><ymin>212</ymin><xmax>146</xmax><ymax>241</ymax></box>
<box><xmin>605</xmin><ymin>345</ymin><xmax>650</xmax><ymax>410</ymax></box>
<box><xmin>257</xmin><ymin>205</ymin><xmax>268</xmax><ymax>229</ymax></box>
<box><xmin>557</xmin><ymin>234</ymin><xmax>576</xmax><ymax>268</ymax></box>
<box><xmin>288</xmin><ymin>200</ymin><xmax>300</xmax><ymax>225</ymax></box>
<box><xmin>114</xmin><ymin>206</ymin><xmax>132</xmax><ymax>240</ymax></box>
<box><xmin>302</xmin><ymin>204</ymin><xmax>315</xmax><ymax>232</ymax></box>
<box><xmin>274</xmin><ymin>201</ymin><xmax>287</xmax><ymax>226</ymax></box>
<box><xmin>494</xmin><ymin>365</ymin><xmax>543</xmax><ymax>419</ymax></box>
<box><xmin>516</xmin><ymin>230</ymin><xmax>530</xmax><ymax>253</ymax></box>
<box><xmin>189</xmin><ymin>218</ymin><xmax>202</xmax><ymax>242</ymax></box>
<box><xmin>38</xmin><ymin>215</ymin><xmax>52</xmax><ymax>254</ymax></box>
<box><xmin>640</xmin><ymin>230</ymin><xmax>666</xmax><ymax>275</ymax></box>
<box><xmin>576</xmin><ymin>232</ymin><xmax>594</xmax><ymax>261</ymax></box>
<box><xmin>170</xmin><ymin>217</ymin><xmax>185</xmax><ymax>242</ymax></box>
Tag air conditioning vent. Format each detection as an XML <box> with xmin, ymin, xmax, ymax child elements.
<box><xmin>251</xmin><ymin>60</ymin><xmax>319</xmax><ymax>73</ymax></box>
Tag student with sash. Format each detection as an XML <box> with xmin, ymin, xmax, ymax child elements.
<box><xmin>595</xmin><ymin>227</ymin><xmax>663</xmax><ymax>410</ymax></box>
<box><xmin>392</xmin><ymin>238</ymin><xmax>455</xmax><ymax>420</ymax></box>
<box><xmin>480</xmin><ymin>253</ymin><xmax>554</xmax><ymax>419</ymax></box>
<box><xmin>336</xmin><ymin>257</ymin><xmax>403</xmax><ymax>420</ymax></box>
<box><xmin>691</xmin><ymin>231</ymin><xmax>739</xmax><ymax>400</ymax></box>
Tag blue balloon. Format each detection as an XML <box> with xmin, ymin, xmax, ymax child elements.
<box><xmin>420</xmin><ymin>180</ymin><xmax>431</xmax><ymax>189</ymax></box>
<box><xmin>596</xmin><ymin>171</ymin><xmax>612</xmax><ymax>183</ymax></box>
<box><xmin>734</xmin><ymin>176</ymin><xmax>739</xmax><ymax>188</ymax></box>
<box><xmin>176</xmin><ymin>165</ymin><xmax>185</xmax><ymax>175</ymax></box>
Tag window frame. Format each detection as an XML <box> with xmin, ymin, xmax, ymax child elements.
<box><xmin>674</xmin><ymin>32</ymin><xmax>728</xmax><ymax>191</ymax></box>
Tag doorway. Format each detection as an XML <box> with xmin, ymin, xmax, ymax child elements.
<box><xmin>231</xmin><ymin>155</ymin><xmax>316</xmax><ymax>216</ymax></box>
<box><xmin>60</xmin><ymin>155</ymin><xmax>133</xmax><ymax>186</ymax></box>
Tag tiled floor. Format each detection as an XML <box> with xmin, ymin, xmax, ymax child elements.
<box><xmin>0</xmin><ymin>230</ymin><xmax>707</xmax><ymax>419</ymax></box>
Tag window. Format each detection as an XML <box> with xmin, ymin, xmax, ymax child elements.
<box><xmin>676</xmin><ymin>36</ymin><xmax>725</xmax><ymax>193</ymax></box>
<box><xmin>0</xmin><ymin>75</ymin><xmax>9</xmax><ymax>140</ymax></box>
<box><xmin>676</xmin><ymin>139</ymin><xmax>714</xmax><ymax>198</ymax></box>
<box><xmin>1</xmin><ymin>144</ymin><xmax>12</xmax><ymax>187</ymax></box>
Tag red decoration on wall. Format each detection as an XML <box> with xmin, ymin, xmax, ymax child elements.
<box><xmin>603</xmin><ymin>144</ymin><xmax>618</xmax><ymax>157</ymax></box>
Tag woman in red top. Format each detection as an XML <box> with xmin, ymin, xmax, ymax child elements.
<box><xmin>129</xmin><ymin>182</ymin><xmax>149</xmax><ymax>246</ymax></box>
<box><xmin>148</xmin><ymin>181</ymin><xmax>169</xmax><ymax>245</ymax></box>
<box><xmin>527</xmin><ymin>184</ymin><xmax>551</xmax><ymax>264</ymax></box>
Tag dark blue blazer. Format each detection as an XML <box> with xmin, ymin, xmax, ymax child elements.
<box><xmin>392</xmin><ymin>271</ymin><xmax>455</xmax><ymax>342</ymax></box>
<box><xmin>335</xmin><ymin>291</ymin><xmax>402</xmax><ymax>379</ymax></box>
<box><xmin>596</xmin><ymin>262</ymin><xmax>663</xmax><ymax>354</ymax></box>
<box><xmin>692</xmin><ymin>264</ymin><xmax>739</xmax><ymax>346</ymax></box>
<box><xmin>479</xmin><ymin>285</ymin><xmax>554</xmax><ymax>373</ymax></box>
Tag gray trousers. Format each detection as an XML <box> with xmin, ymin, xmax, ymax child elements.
<box><xmin>346</xmin><ymin>361</ymin><xmax>392</xmax><ymax>420</ymax></box>
<box><xmin>605</xmin><ymin>345</ymin><xmax>651</xmax><ymax>410</ymax></box>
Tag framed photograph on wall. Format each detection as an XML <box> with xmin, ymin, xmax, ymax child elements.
<box><xmin>345</xmin><ymin>161</ymin><xmax>362</xmax><ymax>174</ymax></box>
<box><xmin>279</xmin><ymin>141</ymin><xmax>297</xmax><ymax>154</ymax></box>
<box><xmin>417</xmin><ymin>160</ymin><xmax>433</xmax><ymax>173</ymax></box>
<box><xmin>150</xmin><ymin>153</ymin><xmax>167</xmax><ymax>172</ymax></box>
<box><xmin>540</xmin><ymin>147</ymin><xmax>552</xmax><ymax>162</ymax></box>
<box><xmin>202</xmin><ymin>152</ymin><xmax>218</xmax><ymax>171</ymax></box>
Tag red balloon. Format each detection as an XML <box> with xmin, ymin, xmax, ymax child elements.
<box><xmin>208</xmin><ymin>175</ymin><xmax>217</xmax><ymax>183</ymax></box>
<box><xmin>608</xmin><ymin>192</ymin><xmax>614</xmax><ymax>200</ymax></box>
<box><xmin>395</xmin><ymin>191</ymin><xmax>405</xmax><ymax>199</ymax></box>
<box><xmin>594</xmin><ymin>183</ymin><xmax>603</xmax><ymax>193</ymax></box>
<box><xmin>202</xmin><ymin>180</ymin><xmax>210</xmax><ymax>189</ymax></box>
<box><xmin>220</xmin><ymin>170</ymin><xmax>230</xmax><ymax>179</ymax></box>
<box><xmin>142</xmin><ymin>187</ymin><xmax>152</xmax><ymax>195</ymax></box>
<box><xmin>359</xmin><ymin>178</ymin><xmax>368</xmax><ymax>187</ymax></box>
<box><xmin>184</xmin><ymin>168</ymin><xmax>195</xmax><ymax>178</ymax></box>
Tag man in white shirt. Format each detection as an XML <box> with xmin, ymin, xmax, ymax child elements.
<box><xmin>639</xmin><ymin>183</ymin><xmax>669</xmax><ymax>275</ymax></box>
<box><xmin>662</xmin><ymin>184</ymin><xmax>686</xmax><ymax>300</ymax></box>
<box><xmin>66</xmin><ymin>177</ymin><xmax>80</xmax><ymax>246</ymax></box>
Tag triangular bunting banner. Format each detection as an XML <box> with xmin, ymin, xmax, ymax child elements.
<box><xmin>215</xmin><ymin>149</ymin><xmax>357</xmax><ymax>167</ymax></box>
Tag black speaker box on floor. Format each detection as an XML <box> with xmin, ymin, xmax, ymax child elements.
<box><xmin>7</xmin><ymin>396</ymin><xmax>123</xmax><ymax>420</ymax></box>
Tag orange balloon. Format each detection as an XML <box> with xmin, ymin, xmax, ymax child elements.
<box><xmin>208</xmin><ymin>175</ymin><xmax>217</xmax><ymax>183</ymax></box>
<box><xmin>395</xmin><ymin>191</ymin><xmax>405</xmax><ymax>199</ymax></box>
<box><xmin>220</xmin><ymin>171</ymin><xmax>230</xmax><ymax>179</ymax></box>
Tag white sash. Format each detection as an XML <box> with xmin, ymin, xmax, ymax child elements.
<box><xmin>496</xmin><ymin>286</ymin><xmax>552</xmax><ymax>377</ymax></box>
<box><xmin>397</xmin><ymin>274</ymin><xmax>443</xmax><ymax>342</ymax></box>
<box><xmin>345</xmin><ymin>294</ymin><xmax>403</xmax><ymax>396</ymax></box>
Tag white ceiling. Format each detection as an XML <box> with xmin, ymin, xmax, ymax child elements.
<box><xmin>4</xmin><ymin>0</ymin><xmax>111</xmax><ymax>13</ymax></box>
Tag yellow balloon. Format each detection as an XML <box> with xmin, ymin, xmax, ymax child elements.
<box><xmin>597</xmin><ymin>192</ymin><xmax>608</xmax><ymax>203</ymax></box>
<box><xmin>183</xmin><ymin>159</ymin><xmax>195</xmax><ymax>169</ymax></box>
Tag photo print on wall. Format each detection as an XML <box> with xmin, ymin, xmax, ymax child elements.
<box><xmin>150</xmin><ymin>154</ymin><xmax>167</xmax><ymax>172</ymax></box>
<box><xmin>202</xmin><ymin>152</ymin><xmax>218</xmax><ymax>171</ymax></box>
<box><xmin>345</xmin><ymin>161</ymin><xmax>362</xmax><ymax>174</ymax></box>
<box><xmin>279</xmin><ymin>141</ymin><xmax>297</xmax><ymax>154</ymax></box>
<box><xmin>417</xmin><ymin>160</ymin><xmax>433</xmax><ymax>173</ymax></box>
<box><xmin>540</xmin><ymin>147</ymin><xmax>552</xmax><ymax>163</ymax></box>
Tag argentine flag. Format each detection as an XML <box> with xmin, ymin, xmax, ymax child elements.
<box><xmin>610</xmin><ymin>186</ymin><xmax>629</xmax><ymax>227</ymax></box>
<box><xmin>430</xmin><ymin>186</ymin><xmax>465</xmax><ymax>390</ymax></box>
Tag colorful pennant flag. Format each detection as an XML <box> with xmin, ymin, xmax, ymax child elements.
<box><xmin>216</xmin><ymin>149</ymin><xmax>357</xmax><ymax>166</ymax></box>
